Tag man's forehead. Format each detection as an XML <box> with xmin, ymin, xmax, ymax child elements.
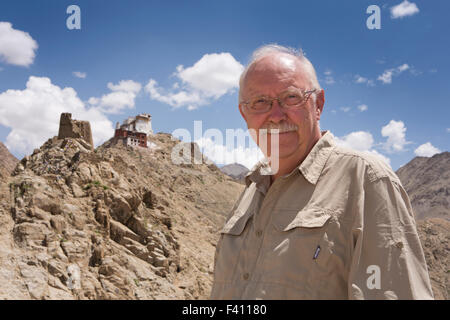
<box><xmin>241</xmin><ymin>54</ymin><xmax>311</xmax><ymax>95</ymax></box>
<box><xmin>248</xmin><ymin>53</ymin><xmax>300</xmax><ymax>75</ymax></box>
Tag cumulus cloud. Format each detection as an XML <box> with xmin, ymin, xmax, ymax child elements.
<box><xmin>0</xmin><ymin>21</ymin><xmax>38</xmax><ymax>67</ymax></box>
<box><xmin>357</xmin><ymin>104</ymin><xmax>368</xmax><ymax>112</ymax></box>
<box><xmin>391</xmin><ymin>1</ymin><xmax>419</xmax><ymax>19</ymax></box>
<box><xmin>335</xmin><ymin>131</ymin><xmax>390</xmax><ymax>165</ymax></box>
<box><xmin>73</xmin><ymin>71</ymin><xmax>86</xmax><ymax>79</ymax></box>
<box><xmin>414</xmin><ymin>142</ymin><xmax>441</xmax><ymax>157</ymax></box>
<box><xmin>88</xmin><ymin>80</ymin><xmax>142</xmax><ymax>114</ymax></box>
<box><xmin>340</xmin><ymin>107</ymin><xmax>351</xmax><ymax>112</ymax></box>
<box><xmin>0</xmin><ymin>76</ymin><xmax>114</xmax><ymax>156</ymax></box>
<box><xmin>145</xmin><ymin>52</ymin><xmax>244</xmax><ymax>110</ymax></box>
<box><xmin>354</xmin><ymin>75</ymin><xmax>375</xmax><ymax>87</ymax></box>
<box><xmin>335</xmin><ymin>131</ymin><xmax>374</xmax><ymax>152</ymax></box>
<box><xmin>377</xmin><ymin>64</ymin><xmax>410</xmax><ymax>84</ymax></box>
<box><xmin>381</xmin><ymin>120</ymin><xmax>410</xmax><ymax>153</ymax></box>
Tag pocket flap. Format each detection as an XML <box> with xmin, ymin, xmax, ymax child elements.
<box><xmin>220</xmin><ymin>209</ymin><xmax>253</xmax><ymax>236</ymax></box>
<box><xmin>276</xmin><ymin>207</ymin><xmax>332</xmax><ymax>232</ymax></box>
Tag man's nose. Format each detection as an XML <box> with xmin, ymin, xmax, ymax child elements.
<box><xmin>267</xmin><ymin>99</ymin><xmax>287</xmax><ymax>123</ymax></box>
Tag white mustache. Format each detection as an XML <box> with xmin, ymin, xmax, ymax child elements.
<box><xmin>260</xmin><ymin>123</ymin><xmax>298</xmax><ymax>134</ymax></box>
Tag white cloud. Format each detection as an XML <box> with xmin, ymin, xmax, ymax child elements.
<box><xmin>354</xmin><ymin>75</ymin><xmax>375</xmax><ymax>87</ymax></box>
<box><xmin>324</xmin><ymin>76</ymin><xmax>335</xmax><ymax>85</ymax></box>
<box><xmin>335</xmin><ymin>131</ymin><xmax>374</xmax><ymax>152</ymax></box>
<box><xmin>391</xmin><ymin>1</ymin><xmax>419</xmax><ymax>19</ymax></box>
<box><xmin>340</xmin><ymin>107</ymin><xmax>351</xmax><ymax>112</ymax></box>
<box><xmin>107</xmin><ymin>79</ymin><xmax>141</xmax><ymax>93</ymax></box>
<box><xmin>0</xmin><ymin>76</ymin><xmax>114</xmax><ymax>156</ymax></box>
<box><xmin>355</xmin><ymin>75</ymin><xmax>368</xmax><ymax>83</ymax></box>
<box><xmin>145</xmin><ymin>52</ymin><xmax>244</xmax><ymax>110</ymax></box>
<box><xmin>88</xmin><ymin>80</ymin><xmax>142</xmax><ymax>114</ymax></box>
<box><xmin>335</xmin><ymin>131</ymin><xmax>390</xmax><ymax>165</ymax></box>
<box><xmin>414</xmin><ymin>142</ymin><xmax>441</xmax><ymax>157</ymax></box>
<box><xmin>0</xmin><ymin>21</ymin><xmax>38</xmax><ymax>67</ymax></box>
<box><xmin>381</xmin><ymin>120</ymin><xmax>410</xmax><ymax>153</ymax></box>
<box><xmin>195</xmin><ymin>136</ymin><xmax>264</xmax><ymax>169</ymax></box>
<box><xmin>145</xmin><ymin>79</ymin><xmax>205</xmax><ymax>108</ymax></box>
<box><xmin>447</xmin><ymin>128</ymin><xmax>450</xmax><ymax>133</ymax></box>
<box><xmin>73</xmin><ymin>71</ymin><xmax>86</xmax><ymax>79</ymax></box>
<box><xmin>397</xmin><ymin>63</ymin><xmax>410</xmax><ymax>72</ymax></box>
<box><xmin>323</xmin><ymin>70</ymin><xmax>335</xmax><ymax>85</ymax></box>
<box><xmin>357</xmin><ymin>104</ymin><xmax>368</xmax><ymax>112</ymax></box>
<box><xmin>377</xmin><ymin>64</ymin><xmax>410</xmax><ymax>84</ymax></box>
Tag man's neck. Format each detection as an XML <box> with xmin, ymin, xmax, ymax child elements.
<box><xmin>269</xmin><ymin>131</ymin><xmax>323</xmax><ymax>183</ymax></box>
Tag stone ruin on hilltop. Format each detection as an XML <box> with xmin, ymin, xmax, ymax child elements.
<box><xmin>58</xmin><ymin>113</ymin><xmax>94</xmax><ymax>151</ymax></box>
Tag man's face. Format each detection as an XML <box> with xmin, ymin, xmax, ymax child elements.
<box><xmin>239</xmin><ymin>53</ymin><xmax>324</xmax><ymax>162</ymax></box>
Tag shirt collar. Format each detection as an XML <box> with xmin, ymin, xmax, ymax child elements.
<box><xmin>245</xmin><ymin>130</ymin><xmax>336</xmax><ymax>188</ymax></box>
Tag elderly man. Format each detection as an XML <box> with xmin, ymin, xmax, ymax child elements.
<box><xmin>210</xmin><ymin>44</ymin><xmax>433</xmax><ymax>300</ymax></box>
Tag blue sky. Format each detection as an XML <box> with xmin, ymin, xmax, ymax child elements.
<box><xmin>0</xmin><ymin>0</ymin><xmax>449</xmax><ymax>170</ymax></box>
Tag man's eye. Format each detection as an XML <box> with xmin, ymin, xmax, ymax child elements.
<box><xmin>254</xmin><ymin>98</ymin><xmax>267</xmax><ymax>104</ymax></box>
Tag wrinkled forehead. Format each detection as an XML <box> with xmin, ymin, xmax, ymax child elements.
<box><xmin>241</xmin><ymin>53</ymin><xmax>312</xmax><ymax>96</ymax></box>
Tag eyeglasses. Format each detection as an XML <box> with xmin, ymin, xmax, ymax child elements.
<box><xmin>241</xmin><ymin>89</ymin><xmax>317</xmax><ymax>114</ymax></box>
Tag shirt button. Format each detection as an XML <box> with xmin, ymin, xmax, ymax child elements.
<box><xmin>256</xmin><ymin>230</ymin><xmax>263</xmax><ymax>237</ymax></box>
<box><xmin>243</xmin><ymin>273</ymin><xmax>250</xmax><ymax>280</ymax></box>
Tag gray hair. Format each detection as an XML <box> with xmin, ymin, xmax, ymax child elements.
<box><xmin>239</xmin><ymin>44</ymin><xmax>321</xmax><ymax>102</ymax></box>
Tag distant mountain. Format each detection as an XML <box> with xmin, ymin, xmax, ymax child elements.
<box><xmin>396</xmin><ymin>152</ymin><xmax>449</xmax><ymax>221</ymax></box>
<box><xmin>220</xmin><ymin>163</ymin><xmax>249</xmax><ymax>182</ymax></box>
<box><xmin>0</xmin><ymin>142</ymin><xmax>18</xmax><ymax>181</ymax></box>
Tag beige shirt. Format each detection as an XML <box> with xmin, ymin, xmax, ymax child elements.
<box><xmin>210</xmin><ymin>131</ymin><xmax>434</xmax><ymax>300</ymax></box>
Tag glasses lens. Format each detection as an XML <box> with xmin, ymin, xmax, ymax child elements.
<box><xmin>282</xmin><ymin>93</ymin><xmax>304</xmax><ymax>106</ymax></box>
<box><xmin>250</xmin><ymin>97</ymin><xmax>270</xmax><ymax>112</ymax></box>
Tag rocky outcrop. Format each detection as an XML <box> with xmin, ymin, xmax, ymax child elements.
<box><xmin>417</xmin><ymin>218</ymin><xmax>449</xmax><ymax>300</ymax></box>
<box><xmin>0</xmin><ymin>142</ymin><xmax>18</xmax><ymax>181</ymax></box>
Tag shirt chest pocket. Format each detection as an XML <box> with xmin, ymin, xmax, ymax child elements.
<box><xmin>262</xmin><ymin>207</ymin><xmax>334</xmax><ymax>291</ymax></box>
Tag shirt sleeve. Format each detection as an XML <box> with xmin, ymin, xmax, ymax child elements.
<box><xmin>348</xmin><ymin>176</ymin><xmax>434</xmax><ymax>300</ymax></box>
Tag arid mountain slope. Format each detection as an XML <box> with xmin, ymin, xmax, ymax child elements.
<box><xmin>0</xmin><ymin>133</ymin><xmax>244</xmax><ymax>299</ymax></box>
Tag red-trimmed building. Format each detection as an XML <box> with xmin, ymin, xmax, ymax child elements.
<box><xmin>113</xmin><ymin>113</ymin><xmax>153</xmax><ymax>148</ymax></box>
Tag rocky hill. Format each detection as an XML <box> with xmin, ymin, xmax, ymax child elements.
<box><xmin>396</xmin><ymin>152</ymin><xmax>449</xmax><ymax>221</ymax></box>
<box><xmin>0</xmin><ymin>142</ymin><xmax>18</xmax><ymax>181</ymax></box>
<box><xmin>396</xmin><ymin>152</ymin><xmax>449</xmax><ymax>300</ymax></box>
<box><xmin>0</xmin><ymin>133</ymin><xmax>244</xmax><ymax>299</ymax></box>
<box><xmin>219</xmin><ymin>163</ymin><xmax>249</xmax><ymax>182</ymax></box>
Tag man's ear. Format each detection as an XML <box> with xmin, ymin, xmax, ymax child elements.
<box><xmin>315</xmin><ymin>89</ymin><xmax>325</xmax><ymax>120</ymax></box>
